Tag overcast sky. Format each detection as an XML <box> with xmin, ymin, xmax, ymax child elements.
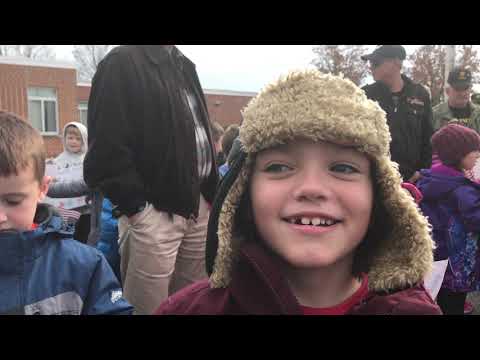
<box><xmin>52</xmin><ymin>45</ymin><xmax>424</xmax><ymax>92</ymax></box>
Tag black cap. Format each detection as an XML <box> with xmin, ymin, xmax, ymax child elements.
<box><xmin>361</xmin><ymin>45</ymin><xmax>407</xmax><ymax>62</ymax></box>
<box><xmin>448</xmin><ymin>67</ymin><xmax>472</xmax><ymax>89</ymax></box>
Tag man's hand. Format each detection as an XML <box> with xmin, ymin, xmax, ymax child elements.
<box><xmin>127</xmin><ymin>204</ymin><xmax>148</xmax><ymax>224</ymax></box>
<box><xmin>127</xmin><ymin>212</ymin><xmax>142</xmax><ymax>224</ymax></box>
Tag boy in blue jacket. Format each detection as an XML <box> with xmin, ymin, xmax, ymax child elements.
<box><xmin>0</xmin><ymin>111</ymin><xmax>133</xmax><ymax>315</ymax></box>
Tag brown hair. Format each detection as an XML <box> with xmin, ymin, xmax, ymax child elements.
<box><xmin>65</xmin><ymin>125</ymin><xmax>81</xmax><ymax>136</ymax></box>
<box><xmin>210</xmin><ymin>121</ymin><xmax>224</xmax><ymax>143</ymax></box>
<box><xmin>0</xmin><ymin>111</ymin><xmax>46</xmax><ymax>182</ymax></box>
<box><xmin>350</xmin><ymin>161</ymin><xmax>392</xmax><ymax>276</ymax></box>
<box><xmin>221</xmin><ymin>124</ymin><xmax>240</xmax><ymax>161</ymax></box>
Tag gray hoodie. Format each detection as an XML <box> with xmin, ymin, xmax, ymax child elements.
<box><xmin>47</xmin><ymin>122</ymin><xmax>89</xmax><ymax>213</ymax></box>
<box><xmin>47</xmin><ymin>122</ymin><xmax>104</xmax><ymax>247</ymax></box>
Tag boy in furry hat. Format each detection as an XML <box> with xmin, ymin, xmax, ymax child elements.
<box><xmin>417</xmin><ymin>123</ymin><xmax>480</xmax><ymax>315</ymax></box>
<box><xmin>155</xmin><ymin>70</ymin><xmax>441</xmax><ymax>315</ymax></box>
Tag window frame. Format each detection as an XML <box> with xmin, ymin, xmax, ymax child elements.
<box><xmin>27</xmin><ymin>87</ymin><xmax>59</xmax><ymax>135</ymax></box>
<box><xmin>78</xmin><ymin>101</ymin><xmax>88</xmax><ymax>127</ymax></box>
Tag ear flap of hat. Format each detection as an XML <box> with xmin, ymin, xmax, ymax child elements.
<box><xmin>367</xmin><ymin>156</ymin><xmax>435</xmax><ymax>291</ymax></box>
<box><xmin>206</xmin><ymin>150</ymin><xmax>248</xmax><ymax>277</ymax></box>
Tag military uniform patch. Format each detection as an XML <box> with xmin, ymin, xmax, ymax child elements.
<box><xmin>407</xmin><ymin>97</ymin><xmax>425</xmax><ymax>106</ymax></box>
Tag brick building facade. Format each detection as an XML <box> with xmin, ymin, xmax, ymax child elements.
<box><xmin>0</xmin><ymin>56</ymin><xmax>255</xmax><ymax>157</ymax></box>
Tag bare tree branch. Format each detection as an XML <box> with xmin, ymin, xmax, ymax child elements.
<box><xmin>0</xmin><ymin>45</ymin><xmax>56</xmax><ymax>59</ymax></box>
<box><xmin>311</xmin><ymin>45</ymin><xmax>369</xmax><ymax>86</ymax></box>
<box><xmin>408</xmin><ymin>45</ymin><xmax>480</xmax><ymax>106</ymax></box>
<box><xmin>73</xmin><ymin>45</ymin><xmax>115</xmax><ymax>82</ymax></box>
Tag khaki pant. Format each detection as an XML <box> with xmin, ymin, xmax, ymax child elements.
<box><xmin>118</xmin><ymin>195</ymin><xmax>209</xmax><ymax>315</ymax></box>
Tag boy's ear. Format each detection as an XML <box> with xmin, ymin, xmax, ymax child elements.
<box><xmin>38</xmin><ymin>176</ymin><xmax>52</xmax><ymax>201</ymax></box>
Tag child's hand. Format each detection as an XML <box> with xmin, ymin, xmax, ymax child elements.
<box><xmin>407</xmin><ymin>171</ymin><xmax>422</xmax><ymax>184</ymax></box>
<box><xmin>463</xmin><ymin>169</ymin><xmax>476</xmax><ymax>182</ymax></box>
<box><xmin>401</xmin><ymin>182</ymin><xmax>423</xmax><ymax>204</ymax></box>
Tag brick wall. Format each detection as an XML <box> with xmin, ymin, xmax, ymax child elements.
<box><xmin>77</xmin><ymin>84</ymin><xmax>90</xmax><ymax>103</ymax></box>
<box><xmin>0</xmin><ymin>62</ymin><xmax>77</xmax><ymax>158</ymax></box>
<box><xmin>205</xmin><ymin>92</ymin><xmax>253</xmax><ymax>128</ymax></box>
<box><xmin>0</xmin><ymin>61</ymin><xmax>255</xmax><ymax>158</ymax></box>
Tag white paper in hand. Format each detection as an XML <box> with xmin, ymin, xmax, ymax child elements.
<box><xmin>423</xmin><ymin>260</ymin><xmax>448</xmax><ymax>300</ymax></box>
<box><xmin>42</xmin><ymin>160</ymin><xmax>87</xmax><ymax>210</ymax></box>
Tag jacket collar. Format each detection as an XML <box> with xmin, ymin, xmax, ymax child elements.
<box><xmin>140</xmin><ymin>45</ymin><xmax>195</xmax><ymax>70</ymax></box>
<box><xmin>430</xmin><ymin>163</ymin><xmax>464</xmax><ymax>177</ymax></box>
<box><xmin>229</xmin><ymin>241</ymin><xmax>302</xmax><ymax>314</ymax></box>
<box><xmin>227</xmin><ymin>241</ymin><xmax>438</xmax><ymax>315</ymax></box>
<box><xmin>437</xmin><ymin>100</ymin><xmax>480</xmax><ymax>120</ymax></box>
<box><xmin>141</xmin><ymin>45</ymin><xmax>173</xmax><ymax>65</ymax></box>
<box><xmin>0</xmin><ymin>204</ymin><xmax>74</xmax><ymax>270</ymax></box>
<box><xmin>369</xmin><ymin>74</ymin><xmax>415</xmax><ymax>97</ymax></box>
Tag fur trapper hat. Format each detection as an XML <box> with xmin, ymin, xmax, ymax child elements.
<box><xmin>206</xmin><ymin>70</ymin><xmax>435</xmax><ymax>292</ymax></box>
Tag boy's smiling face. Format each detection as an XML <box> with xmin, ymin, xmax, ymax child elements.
<box><xmin>0</xmin><ymin>165</ymin><xmax>49</xmax><ymax>231</ymax></box>
<box><xmin>250</xmin><ymin>139</ymin><xmax>373</xmax><ymax>271</ymax></box>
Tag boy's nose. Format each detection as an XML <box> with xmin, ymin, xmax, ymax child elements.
<box><xmin>292</xmin><ymin>170</ymin><xmax>333</xmax><ymax>202</ymax></box>
<box><xmin>0</xmin><ymin>210</ymin><xmax>7</xmax><ymax>223</ymax></box>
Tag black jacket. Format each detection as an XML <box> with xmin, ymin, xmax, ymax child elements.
<box><xmin>84</xmin><ymin>45</ymin><xmax>219</xmax><ymax>219</ymax></box>
<box><xmin>362</xmin><ymin>75</ymin><xmax>434</xmax><ymax>180</ymax></box>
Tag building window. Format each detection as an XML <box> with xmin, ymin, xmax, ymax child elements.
<box><xmin>27</xmin><ymin>87</ymin><xmax>58</xmax><ymax>135</ymax></box>
<box><xmin>78</xmin><ymin>101</ymin><xmax>88</xmax><ymax>126</ymax></box>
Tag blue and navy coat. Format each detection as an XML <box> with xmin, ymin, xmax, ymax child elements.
<box><xmin>0</xmin><ymin>204</ymin><xmax>133</xmax><ymax>315</ymax></box>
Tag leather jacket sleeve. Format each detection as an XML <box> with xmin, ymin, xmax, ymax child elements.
<box><xmin>83</xmin><ymin>52</ymin><xmax>147</xmax><ymax>213</ymax></box>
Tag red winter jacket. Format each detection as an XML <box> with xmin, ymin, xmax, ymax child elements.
<box><xmin>155</xmin><ymin>242</ymin><xmax>442</xmax><ymax>315</ymax></box>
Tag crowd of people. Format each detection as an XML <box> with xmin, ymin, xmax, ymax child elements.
<box><xmin>2</xmin><ymin>44</ymin><xmax>480</xmax><ymax>315</ymax></box>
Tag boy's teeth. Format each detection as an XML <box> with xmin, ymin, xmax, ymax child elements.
<box><xmin>288</xmin><ymin>217</ymin><xmax>337</xmax><ymax>226</ymax></box>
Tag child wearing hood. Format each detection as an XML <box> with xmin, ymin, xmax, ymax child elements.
<box><xmin>46</xmin><ymin>123</ymin><xmax>120</xmax><ymax>277</ymax></box>
<box><xmin>154</xmin><ymin>70</ymin><xmax>441</xmax><ymax>315</ymax></box>
<box><xmin>417</xmin><ymin>123</ymin><xmax>480</xmax><ymax>314</ymax></box>
<box><xmin>46</xmin><ymin>122</ymin><xmax>91</xmax><ymax>243</ymax></box>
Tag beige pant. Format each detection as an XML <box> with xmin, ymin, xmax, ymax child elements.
<box><xmin>118</xmin><ymin>195</ymin><xmax>209</xmax><ymax>315</ymax></box>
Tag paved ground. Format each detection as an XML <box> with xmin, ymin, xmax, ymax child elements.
<box><xmin>467</xmin><ymin>292</ymin><xmax>480</xmax><ymax>315</ymax></box>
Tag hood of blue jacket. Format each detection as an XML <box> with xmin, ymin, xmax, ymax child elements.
<box><xmin>0</xmin><ymin>204</ymin><xmax>74</xmax><ymax>267</ymax></box>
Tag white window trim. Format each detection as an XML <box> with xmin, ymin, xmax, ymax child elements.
<box><xmin>28</xmin><ymin>93</ymin><xmax>59</xmax><ymax>135</ymax></box>
<box><xmin>78</xmin><ymin>102</ymin><xmax>88</xmax><ymax>126</ymax></box>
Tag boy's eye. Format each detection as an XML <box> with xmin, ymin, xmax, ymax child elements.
<box><xmin>264</xmin><ymin>163</ymin><xmax>292</xmax><ymax>173</ymax></box>
<box><xmin>330</xmin><ymin>163</ymin><xmax>358</xmax><ymax>174</ymax></box>
<box><xmin>5</xmin><ymin>199</ymin><xmax>21</xmax><ymax>206</ymax></box>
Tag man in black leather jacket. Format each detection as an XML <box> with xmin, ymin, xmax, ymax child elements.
<box><xmin>84</xmin><ymin>45</ymin><xmax>219</xmax><ymax>314</ymax></box>
<box><xmin>361</xmin><ymin>45</ymin><xmax>434</xmax><ymax>182</ymax></box>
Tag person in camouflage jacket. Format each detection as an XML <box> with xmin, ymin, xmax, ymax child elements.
<box><xmin>433</xmin><ymin>67</ymin><xmax>480</xmax><ymax>132</ymax></box>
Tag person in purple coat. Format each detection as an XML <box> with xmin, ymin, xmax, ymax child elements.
<box><xmin>417</xmin><ymin>123</ymin><xmax>480</xmax><ymax>315</ymax></box>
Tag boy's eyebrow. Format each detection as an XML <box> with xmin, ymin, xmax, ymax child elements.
<box><xmin>2</xmin><ymin>192</ymin><xmax>27</xmax><ymax>197</ymax></box>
